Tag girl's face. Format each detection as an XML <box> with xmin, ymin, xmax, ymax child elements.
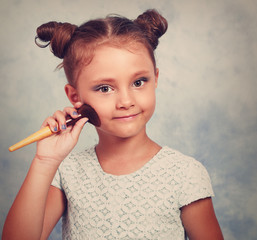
<box><xmin>68</xmin><ymin>43</ymin><xmax>158</xmax><ymax>139</ymax></box>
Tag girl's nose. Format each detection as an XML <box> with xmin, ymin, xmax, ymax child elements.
<box><xmin>116</xmin><ymin>89</ymin><xmax>135</xmax><ymax>110</ymax></box>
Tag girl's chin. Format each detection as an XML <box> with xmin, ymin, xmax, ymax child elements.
<box><xmin>97</xmin><ymin>125</ymin><xmax>146</xmax><ymax>140</ymax></box>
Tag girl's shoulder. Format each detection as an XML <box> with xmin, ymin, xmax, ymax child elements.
<box><xmin>158</xmin><ymin>146</ymin><xmax>214</xmax><ymax>207</ymax></box>
<box><xmin>157</xmin><ymin>146</ymin><xmax>206</xmax><ymax>170</ymax></box>
<box><xmin>155</xmin><ymin>146</ymin><xmax>213</xmax><ymax>188</ymax></box>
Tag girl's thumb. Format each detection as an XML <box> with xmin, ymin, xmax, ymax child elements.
<box><xmin>70</xmin><ymin>117</ymin><xmax>89</xmax><ymax>139</ymax></box>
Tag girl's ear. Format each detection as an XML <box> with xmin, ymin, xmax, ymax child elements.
<box><xmin>65</xmin><ymin>84</ymin><xmax>81</xmax><ymax>106</ymax></box>
<box><xmin>155</xmin><ymin>68</ymin><xmax>159</xmax><ymax>88</ymax></box>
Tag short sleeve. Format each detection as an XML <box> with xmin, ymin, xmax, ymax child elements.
<box><xmin>177</xmin><ymin>159</ymin><xmax>214</xmax><ymax>208</ymax></box>
<box><xmin>51</xmin><ymin>168</ymin><xmax>63</xmax><ymax>190</ymax></box>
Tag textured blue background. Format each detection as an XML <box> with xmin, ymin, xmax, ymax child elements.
<box><xmin>1</xmin><ymin>0</ymin><xmax>256</xmax><ymax>239</ymax></box>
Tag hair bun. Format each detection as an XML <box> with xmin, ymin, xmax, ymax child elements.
<box><xmin>134</xmin><ymin>9</ymin><xmax>168</xmax><ymax>50</ymax></box>
<box><xmin>36</xmin><ymin>21</ymin><xmax>77</xmax><ymax>59</ymax></box>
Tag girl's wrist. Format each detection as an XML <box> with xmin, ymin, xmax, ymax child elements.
<box><xmin>33</xmin><ymin>154</ymin><xmax>61</xmax><ymax>176</ymax></box>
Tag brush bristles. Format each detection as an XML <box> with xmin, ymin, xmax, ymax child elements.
<box><xmin>78</xmin><ymin>104</ymin><xmax>101</xmax><ymax>127</ymax></box>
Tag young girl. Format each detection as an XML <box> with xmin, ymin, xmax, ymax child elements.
<box><xmin>2</xmin><ymin>9</ymin><xmax>223</xmax><ymax>240</ymax></box>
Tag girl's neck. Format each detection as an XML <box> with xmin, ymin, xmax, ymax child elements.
<box><xmin>95</xmin><ymin>131</ymin><xmax>161</xmax><ymax>175</ymax></box>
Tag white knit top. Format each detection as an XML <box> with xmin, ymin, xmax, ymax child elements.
<box><xmin>52</xmin><ymin>146</ymin><xmax>214</xmax><ymax>239</ymax></box>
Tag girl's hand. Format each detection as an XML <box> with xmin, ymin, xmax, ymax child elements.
<box><xmin>35</xmin><ymin>103</ymin><xmax>88</xmax><ymax>166</ymax></box>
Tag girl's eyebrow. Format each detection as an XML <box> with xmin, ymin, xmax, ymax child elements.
<box><xmin>91</xmin><ymin>70</ymin><xmax>151</xmax><ymax>84</ymax></box>
<box><xmin>91</xmin><ymin>78</ymin><xmax>116</xmax><ymax>85</ymax></box>
<box><xmin>132</xmin><ymin>70</ymin><xmax>151</xmax><ymax>78</ymax></box>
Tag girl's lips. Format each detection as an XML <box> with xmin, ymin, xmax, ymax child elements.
<box><xmin>113</xmin><ymin>113</ymin><xmax>140</xmax><ymax>120</ymax></box>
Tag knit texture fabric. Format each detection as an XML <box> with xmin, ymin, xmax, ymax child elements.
<box><xmin>52</xmin><ymin>146</ymin><xmax>214</xmax><ymax>239</ymax></box>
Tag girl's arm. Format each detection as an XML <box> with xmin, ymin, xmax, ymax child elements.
<box><xmin>2</xmin><ymin>157</ymin><xmax>64</xmax><ymax>240</ymax></box>
<box><xmin>181</xmin><ymin>197</ymin><xmax>224</xmax><ymax>240</ymax></box>
<box><xmin>40</xmin><ymin>186</ymin><xmax>67</xmax><ymax>239</ymax></box>
<box><xmin>2</xmin><ymin>105</ymin><xmax>88</xmax><ymax>240</ymax></box>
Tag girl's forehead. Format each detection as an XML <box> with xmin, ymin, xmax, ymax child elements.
<box><xmin>84</xmin><ymin>45</ymin><xmax>153</xmax><ymax>72</ymax></box>
<box><xmin>73</xmin><ymin>41</ymin><xmax>156</xmax><ymax>87</ymax></box>
<box><xmin>67</xmin><ymin>38</ymin><xmax>155</xmax><ymax>86</ymax></box>
<box><xmin>94</xmin><ymin>42</ymin><xmax>149</xmax><ymax>57</ymax></box>
<box><xmin>76</xmin><ymin>45</ymin><xmax>155</xmax><ymax>86</ymax></box>
<box><xmin>89</xmin><ymin>43</ymin><xmax>153</xmax><ymax>68</ymax></box>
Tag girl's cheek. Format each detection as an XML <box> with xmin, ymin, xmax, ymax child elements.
<box><xmin>93</xmin><ymin>103</ymin><xmax>112</xmax><ymax>120</ymax></box>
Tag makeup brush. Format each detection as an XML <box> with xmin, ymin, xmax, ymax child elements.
<box><xmin>9</xmin><ymin>104</ymin><xmax>101</xmax><ymax>152</ymax></box>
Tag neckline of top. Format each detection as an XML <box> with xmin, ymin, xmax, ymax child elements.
<box><xmin>91</xmin><ymin>146</ymin><xmax>169</xmax><ymax>178</ymax></box>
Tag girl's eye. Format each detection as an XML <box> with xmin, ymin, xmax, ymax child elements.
<box><xmin>96</xmin><ymin>85</ymin><xmax>113</xmax><ymax>93</ymax></box>
<box><xmin>133</xmin><ymin>77</ymin><xmax>148</xmax><ymax>87</ymax></box>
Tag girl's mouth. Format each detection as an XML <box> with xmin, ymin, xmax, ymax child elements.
<box><xmin>113</xmin><ymin>113</ymin><xmax>141</xmax><ymax>121</ymax></box>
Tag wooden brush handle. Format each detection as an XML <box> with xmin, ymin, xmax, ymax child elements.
<box><xmin>9</xmin><ymin>126</ymin><xmax>53</xmax><ymax>152</ymax></box>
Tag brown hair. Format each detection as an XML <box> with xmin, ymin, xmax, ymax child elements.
<box><xmin>35</xmin><ymin>9</ymin><xmax>168</xmax><ymax>86</ymax></box>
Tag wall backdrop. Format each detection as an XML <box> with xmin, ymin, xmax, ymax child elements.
<box><xmin>1</xmin><ymin>0</ymin><xmax>256</xmax><ymax>239</ymax></box>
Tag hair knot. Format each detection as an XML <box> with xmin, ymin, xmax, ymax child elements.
<box><xmin>36</xmin><ymin>21</ymin><xmax>77</xmax><ymax>58</ymax></box>
<box><xmin>134</xmin><ymin>9</ymin><xmax>168</xmax><ymax>50</ymax></box>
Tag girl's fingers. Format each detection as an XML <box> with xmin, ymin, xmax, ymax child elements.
<box><xmin>63</xmin><ymin>106</ymin><xmax>80</xmax><ymax>120</ymax></box>
<box><xmin>53</xmin><ymin>110</ymin><xmax>67</xmax><ymax>131</ymax></box>
<box><xmin>41</xmin><ymin>106</ymin><xmax>83</xmax><ymax>133</ymax></box>
<box><xmin>41</xmin><ymin>117</ymin><xmax>58</xmax><ymax>132</ymax></box>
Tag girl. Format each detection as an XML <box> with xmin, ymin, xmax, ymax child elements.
<box><xmin>2</xmin><ymin>9</ymin><xmax>223</xmax><ymax>240</ymax></box>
